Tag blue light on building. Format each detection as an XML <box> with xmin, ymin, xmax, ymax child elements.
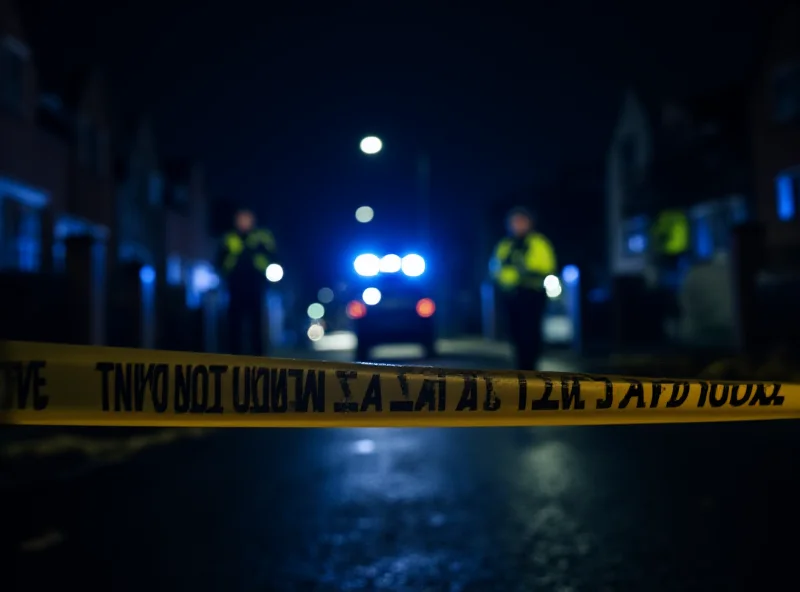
<box><xmin>139</xmin><ymin>265</ymin><xmax>156</xmax><ymax>284</ymax></box>
<box><xmin>695</xmin><ymin>218</ymin><xmax>713</xmax><ymax>259</ymax></box>
<box><xmin>562</xmin><ymin>265</ymin><xmax>579</xmax><ymax>284</ymax></box>
<box><xmin>628</xmin><ymin>234</ymin><xmax>646</xmax><ymax>253</ymax></box>
<box><xmin>776</xmin><ymin>174</ymin><xmax>796</xmax><ymax>221</ymax></box>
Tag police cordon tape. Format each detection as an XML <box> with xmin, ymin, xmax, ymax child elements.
<box><xmin>0</xmin><ymin>340</ymin><xmax>797</xmax><ymax>428</ymax></box>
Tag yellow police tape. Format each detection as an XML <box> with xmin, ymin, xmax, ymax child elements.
<box><xmin>0</xmin><ymin>340</ymin><xmax>797</xmax><ymax>428</ymax></box>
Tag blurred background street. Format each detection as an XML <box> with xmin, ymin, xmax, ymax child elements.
<box><xmin>3</xmin><ymin>0</ymin><xmax>800</xmax><ymax>589</ymax></box>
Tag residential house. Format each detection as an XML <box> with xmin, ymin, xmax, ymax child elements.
<box><xmin>0</xmin><ymin>0</ymin><xmax>114</xmax><ymax>345</ymax></box>
<box><xmin>45</xmin><ymin>70</ymin><xmax>116</xmax><ymax>345</ymax></box>
<box><xmin>162</xmin><ymin>159</ymin><xmax>215</xmax><ymax>302</ymax></box>
<box><xmin>605</xmin><ymin>83</ymin><xmax>753</xmax><ymax>349</ymax></box>
<box><xmin>0</xmin><ymin>2</ymin><xmax>58</xmax><ymax>275</ymax></box>
<box><xmin>0</xmin><ymin>0</ymin><xmax>218</xmax><ymax>351</ymax></box>
<box><xmin>606</xmin><ymin>2</ymin><xmax>800</xmax><ymax>352</ymax></box>
<box><xmin>606</xmin><ymin>87</ymin><xmax>750</xmax><ymax>281</ymax></box>
<box><xmin>752</xmin><ymin>1</ymin><xmax>800</xmax><ymax>257</ymax></box>
<box><xmin>606</xmin><ymin>90</ymin><xmax>654</xmax><ymax>279</ymax></box>
<box><xmin>111</xmin><ymin>117</ymin><xmax>165</xmax><ymax>348</ymax></box>
<box><xmin>747</xmin><ymin>0</ymin><xmax>800</xmax><ymax>347</ymax></box>
<box><xmin>159</xmin><ymin>158</ymin><xmax>217</xmax><ymax>351</ymax></box>
<box><xmin>113</xmin><ymin>126</ymin><xmax>219</xmax><ymax>351</ymax></box>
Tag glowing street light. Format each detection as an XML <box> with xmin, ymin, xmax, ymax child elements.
<box><xmin>355</xmin><ymin>205</ymin><xmax>374</xmax><ymax>223</ymax></box>
<box><xmin>357</xmin><ymin>135</ymin><xmax>430</xmax><ymax>244</ymax></box>
<box><xmin>359</xmin><ymin>136</ymin><xmax>382</xmax><ymax>155</ymax></box>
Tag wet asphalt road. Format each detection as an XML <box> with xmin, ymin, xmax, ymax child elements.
<box><xmin>2</xmin><ymin>354</ymin><xmax>800</xmax><ymax>591</ymax></box>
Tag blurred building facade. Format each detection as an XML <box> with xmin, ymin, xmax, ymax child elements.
<box><xmin>160</xmin><ymin>159</ymin><xmax>216</xmax><ymax>350</ymax></box>
<box><xmin>751</xmin><ymin>1</ymin><xmax>800</xmax><ymax>255</ymax></box>
<box><xmin>607</xmin><ymin>87</ymin><xmax>750</xmax><ymax>277</ymax></box>
<box><xmin>0</xmin><ymin>1</ymin><xmax>216</xmax><ymax>349</ymax></box>
<box><xmin>0</xmin><ymin>3</ymin><xmax>113</xmax><ymax>345</ymax></box>
<box><xmin>745</xmin><ymin>0</ymin><xmax>800</xmax><ymax>352</ymax></box>
<box><xmin>607</xmin><ymin>1</ymin><xmax>800</xmax><ymax>353</ymax></box>
<box><xmin>606</xmin><ymin>85</ymin><xmax>750</xmax><ymax>349</ymax></box>
<box><xmin>112</xmin><ymin>118</ymin><xmax>165</xmax><ymax>348</ymax></box>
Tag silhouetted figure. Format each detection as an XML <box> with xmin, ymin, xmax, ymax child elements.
<box><xmin>218</xmin><ymin>209</ymin><xmax>278</xmax><ymax>355</ymax></box>
<box><xmin>490</xmin><ymin>207</ymin><xmax>557</xmax><ymax>370</ymax></box>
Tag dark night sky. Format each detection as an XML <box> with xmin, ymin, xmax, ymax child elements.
<box><xmin>19</xmin><ymin>0</ymin><xmax>770</xmax><ymax>291</ymax></box>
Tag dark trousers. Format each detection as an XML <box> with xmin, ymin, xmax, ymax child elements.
<box><xmin>228</xmin><ymin>288</ymin><xmax>266</xmax><ymax>356</ymax></box>
<box><xmin>505</xmin><ymin>288</ymin><xmax>548</xmax><ymax>371</ymax></box>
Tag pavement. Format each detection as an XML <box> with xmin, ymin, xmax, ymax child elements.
<box><xmin>2</xmin><ymin>340</ymin><xmax>799</xmax><ymax>590</ymax></box>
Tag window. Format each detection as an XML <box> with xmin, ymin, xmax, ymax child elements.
<box><xmin>728</xmin><ymin>195</ymin><xmax>748</xmax><ymax>225</ymax></box>
<box><xmin>627</xmin><ymin>233</ymin><xmax>646</xmax><ymax>253</ymax></box>
<box><xmin>621</xmin><ymin>215</ymin><xmax>649</xmax><ymax>257</ymax></box>
<box><xmin>694</xmin><ymin>216</ymin><xmax>714</xmax><ymax>260</ymax></box>
<box><xmin>1</xmin><ymin>197</ymin><xmax>20</xmax><ymax>267</ymax></box>
<box><xmin>0</xmin><ymin>199</ymin><xmax>40</xmax><ymax>271</ymax></box>
<box><xmin>775</xmin><ymin>171</ymin><xmax>799</xmax><ymax>221</ymax></box>
<box><xmin>52</xmin><ymin>241</ymin><xmax>66</xmax><ymax>273</ymax></box>
<box><xmin>0</xmin><ymin>40</ymin><xmax>25</xmax><ymax>113</ymax></box>
<box><xmin>18</xmin><ymin>208</ymin><xmax>40</xmax><ymax>271</ymax></box>
<box><xmin>167</xmin><ymin>254</ymin><xmax>182</xmax><ymax>285</ymax></box>
<box><xmin>148</xmin><ymin>173</ymin><xmax>163</xmax><ymax>205</ymax></box>
<box><xmin>773</xmin><ymin>63</ymin><xmax>800</xmax><ymax>123</ymax></box>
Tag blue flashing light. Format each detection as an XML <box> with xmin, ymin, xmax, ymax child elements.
<box><xmin>380</xmin><ymin>254</ymin><xmax>402</xmax><ymax>273</ymax></box>
<box><xmin>354</xmin><ymin>253</ymin><xmax>380</xmax><ymax>277</ymax></box>
<box><xmin>401</xmin><ymin>254</ymin><xmax>425</xmax><ymax>277</ymax></box>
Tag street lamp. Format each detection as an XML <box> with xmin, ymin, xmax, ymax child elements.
<box><xmin>355</xmin><ymin>205</ymin><xmax>374</xmax><ymax>223</ymax></box>
<box><xmin>358</xmin><ymin>135</ymin><xmax>430</xmax><ymax>245</ymax></box>
<box><xmin>359</xmin><ymin>136</ymin><xmax>383</xmax><ymax>155</ymax></box>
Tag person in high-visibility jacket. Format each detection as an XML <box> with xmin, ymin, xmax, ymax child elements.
<box><xmin>490</xmin><ymin>206</ymin><xmax>557</xmax><ymax>370</ymax></box>
<box><xmin>649</xmin><ymin>208</ymin><xmax>690</xmax><ymax>334</ymax></box>
<box><xmin>649</xmin><ymin>208</ymin><xmax>690</xmax><ymax>289</ymax></box>
<box><xmin>651</xmin><ymin>208</ymin><xmax>689</xmax><ymax>262</ymax></box>
<box><xmin>218</xmin><ymin>208</ymin><xmax>279</xmax><ymax>355</ymax></box>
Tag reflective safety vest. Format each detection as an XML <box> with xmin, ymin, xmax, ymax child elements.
<box><xmin>221</xmin><ymin>228</ymin><xmax>277</xmax><ymax>276</ymax></box>
<box><xmin>651</xmin><ymin>209</ymin><xmax>689</xmax><ymax>256</ymax></box>
<box><xmin>490</xmin><ymin>232</ymin><xmax>557</xmax><ymax>291</ymax></box>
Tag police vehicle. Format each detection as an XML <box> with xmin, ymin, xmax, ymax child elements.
<box><xmin>346</xmin><ymin>252</ymin><xmax>436</xmax><ymax>360</ymax></box>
